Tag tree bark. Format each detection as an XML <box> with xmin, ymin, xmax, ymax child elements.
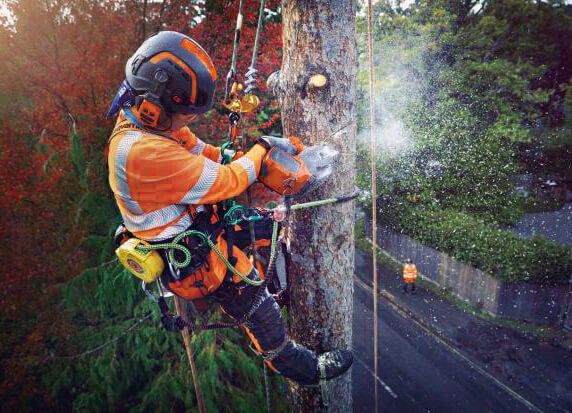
<box><xmin>277</xmin><ymin>0</ymin><xmax>357</xmax><ymax>411</ymax></box>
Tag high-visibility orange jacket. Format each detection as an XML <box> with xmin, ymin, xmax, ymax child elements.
<box><xmin>107</xmin><ymin>109</ymin><xmax>266</xmax><ymax>241</ymax></box>
<box><xmin>107</xmin><ymin>109</ymin><xmax>268</xmax><ymax>299</ymax></box>
<box><xmin>403</xmin><ymin>263</ymin><xmax>418</xmax><ymax>283</ymax></box>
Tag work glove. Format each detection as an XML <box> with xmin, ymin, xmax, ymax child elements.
<box><xmin>256</xmin><ymin>136</ymin><xmax>297</xmax><ymax>155</ymax></box>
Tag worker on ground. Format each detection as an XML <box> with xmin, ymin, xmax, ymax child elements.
<box><xmin>105</xmin><ymin>31</ymin><xmax>352</xmax><ymax>386</ymax></box>
<box><xmin>402</xmin><ymin>258</ymin><xmax>418</xmax><ymax>293</ymax></box>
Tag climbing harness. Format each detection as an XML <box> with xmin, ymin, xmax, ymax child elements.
<box><xmin>117</xmin><ymin>190</ymin><xmax>359</xmax><ymax>293</ymax></box>
<box><xmin>154</xmin><ymin>280</ymin><xmax>270</xmax><ymax>334</ymax></box>
<box><xmin>115</xmin><ymin>185</ymin><xmax>359</xmax><ymax>339</ymax></box>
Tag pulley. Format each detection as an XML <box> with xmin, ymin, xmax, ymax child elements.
<box><xmin>223</xmin><ymin>82</ymin><xmax>260</xmax><ymax>113</ymax></box>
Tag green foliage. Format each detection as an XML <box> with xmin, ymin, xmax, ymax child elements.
<box><xmin>63</xmin><ymin>264</ymin><xmax>140</xmax><ymax>319</ymax></box>
<box><xmin>356</xmin><ymin>0</ymin><xmax>572</xmax><ymax>285</ymax></box>
<box><xmin>395</xmin><ymin>206</ymin><xmax>572</xmax><ymax>284</ymax></box>
<box><xmin>48</xmin><ymin>261</ymin><xmax>291</xmax><ymax>412</ymax></box>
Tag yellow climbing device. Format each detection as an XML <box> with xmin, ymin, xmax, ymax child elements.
<box><xmin>116</xmin><ymin>238</ymin><xmax>164</xmax><ymax>283</ymax></box>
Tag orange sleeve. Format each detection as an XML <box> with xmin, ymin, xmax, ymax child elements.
<box><xmin>126</xmin><ymin>136</ymin><xmax>267</xmax><ymax>208</ymax></box>
<box><xmin>174</xmin><ymin>126</ymin><xmax>222</xmax><ymax>162</ymax></box>
<box><xmin>200</xmin><ymin>144</ymin><xmax>267</xmax><ymax>203</ymax></box>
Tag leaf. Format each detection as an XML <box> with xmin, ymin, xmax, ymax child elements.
<box><xmin>43</xmin><ymin>153</ymin><xmax>59</xmax><ymax>174</ymax></box>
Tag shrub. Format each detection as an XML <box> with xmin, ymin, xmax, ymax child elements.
<box><xmin>396</xmin><ymin>206</ymin><xmax>572</xmax><ymax>284</ymax></box>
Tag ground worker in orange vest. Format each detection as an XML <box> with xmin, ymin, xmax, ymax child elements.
<box><xmin>105</xmin><ymin>31</ymin><xmax>352</xmax><ymax>386</ymax></box>
<box><xmin>402</xmin><ymin>258</ymin><xmax>418</xmax><ymax>293</ymax></box>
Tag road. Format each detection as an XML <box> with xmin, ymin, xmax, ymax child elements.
<box><xmin>351</xmin><ymin>277</ymin><xmax>531</xmax><ymax>413</ymax></box>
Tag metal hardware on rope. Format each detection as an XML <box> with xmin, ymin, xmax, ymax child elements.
<box><xmin>224</xmin><ymin>204</ymin><xmax>264</xmax><ymax>225</ymax></box>
<box><xmin>245</xmin><ymin>0</ymin><xmax>266</xmax><ymax>95</ymax></box>
<box><xmin>221</xmin><ymin>141</ymin><xmax>236</xmax><ymax>164</ymax></box>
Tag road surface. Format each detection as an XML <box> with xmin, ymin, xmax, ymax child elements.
<box><xmin>351</xmin><ymin>276</ymin><xmax>536</xmax><ymax>412</ymax></box>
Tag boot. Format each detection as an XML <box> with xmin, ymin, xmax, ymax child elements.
<box><xmin>316</xmin><ymin>349</ymin><xmax>353</xmax><ymax>382</ymax></box>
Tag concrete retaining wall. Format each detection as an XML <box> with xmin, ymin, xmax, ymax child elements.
<box><xmin>369</xmin><ymin>223</ymin><xmax>569</xmax><ymax>324</ymax></box>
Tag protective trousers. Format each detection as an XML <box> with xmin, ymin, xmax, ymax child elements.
<box><xmin>212</xmin><ymin>281</ymin><xmax>319</xmax><ymax>385</ymax></box>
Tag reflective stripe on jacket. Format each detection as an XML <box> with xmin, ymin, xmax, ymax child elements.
<box><xmin>403</xmin><ymin>263</ymin><xmax>418</xmax><ymax>282</ymax></box>
<box><xmin>107</xmin><ymin>111</ymin><xmax>266</xmax><ymax>241</ymax></box>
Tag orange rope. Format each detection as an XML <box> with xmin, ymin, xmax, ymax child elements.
<box><xmin>366</xmin><ymin>0</ymin><xmax>379</xmax><ymax>410</ymax></box>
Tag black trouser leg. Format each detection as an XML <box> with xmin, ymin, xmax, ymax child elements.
<box><xmin>403</xmin><ymin>283</ymin><xmax>408</xmax><ymax>293</ymax></box>
<box><xmin>412</xmin><ymin>282</ymin><xmax>416</xmax><ymax>292</ymax></box>
<box><xmin>214</xmin><ymin>281</ymin><xmax>318</xmax><ymax>385</ymax></box>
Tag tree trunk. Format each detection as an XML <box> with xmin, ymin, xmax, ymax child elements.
<box><xmin>276</xmin><ymin>0</ymin><xmax>357</xmax><ymax>411</ymax></box>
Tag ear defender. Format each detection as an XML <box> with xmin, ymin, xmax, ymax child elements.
<box><xmin>136</xmin><ymin>96</ymin><xmax>163</xmax><ymax>128</ymax></box>
<box><xmin>134</xmin><ymin>69</ymin><xmax>170</xmax><ymax>128</ymax></box>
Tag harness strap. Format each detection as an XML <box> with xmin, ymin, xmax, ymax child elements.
<box><xmin>215</xmin><ymin>201</ymin><xmax>239</xmax><ymax>282</ymax></box>
<box><xmin>249</xmin><ymin>334</ymin><xmax>289</xmax><ymax>361</ymax></box>
<box><xmin>158</xmin><ymin>280</ymin><xmax>268</xmax><ymax>333</ymax></box>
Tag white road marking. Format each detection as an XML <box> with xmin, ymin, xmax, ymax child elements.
<box><xmin>354</xmin><ymin>273</ymin><xmax>545</xmax><ymax>413</ymax></box>
<box><xmin>354</xmin><ymin>355</ymin><xmax>399</xmax><ymax>399</ymax></box>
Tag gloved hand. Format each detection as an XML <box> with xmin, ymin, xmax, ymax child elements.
<box><xmin>256</xmin><ymin>136</ymin><xmax>297</xmax><ymax>155</ymax></box>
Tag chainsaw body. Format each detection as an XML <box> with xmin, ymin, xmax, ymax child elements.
<box><xmin>258</xmin><ymin>147</ymin><xmax>311</xmax><ymax>196</ymax></box>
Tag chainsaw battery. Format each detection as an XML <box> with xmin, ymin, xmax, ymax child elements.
<box><xmin>259</xmin><ymin>147</ymin><xmax>311</xmax><ymax>196</ymax></box>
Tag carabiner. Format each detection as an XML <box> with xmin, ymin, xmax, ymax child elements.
<box><xmin>142</xmin><ymin>280</ymin><xmax>159</xmax><ymax>303</ymax></box>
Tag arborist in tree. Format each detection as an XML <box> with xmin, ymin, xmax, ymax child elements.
<box><xmin>105</xmin><ymin>31</ymin><xmax>352</xmax><ymax>386</ymax></box>
<box><xmin>402</xmin><ymin>258</ymin><xmax>418</xmax><ymax>293</ymax></box>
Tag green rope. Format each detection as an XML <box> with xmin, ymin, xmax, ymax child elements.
<box><xmin>135</xmin><ymin>192</ymin><xmax>356</xmax><ymax>287</ymax></box>
<box><xmin>224</xmin><ymin>204</ymin><xmax>264</xmax><ymax>226</ymax></box>
<box><xmin>291</xmin><ymin>197</ymin><xmax>340</xmax><ymax>210</ymax></box>
<box><xmin>221</xmin><ymin>141</ymin><xmax>235</xmax><ymax>164</ymax></box>
<box><xmin>137</xmin><ymin>229</ymin><xmax>265</xmax><ymax>286</ymax></box>
<box><xmin>269</xmin><ymin>220</ymin><xmax>279</xmax><ymax>265</ymax></box>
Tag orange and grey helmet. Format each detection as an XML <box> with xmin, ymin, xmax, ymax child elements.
<box><xmin>126</xmin><ymin>31</ymin><xmax>217</xmax><ymax>116</ymax></box>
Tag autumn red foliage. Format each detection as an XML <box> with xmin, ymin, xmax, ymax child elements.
<box><xmin>0</xmin><ymin>0</ymin><xmax>282</xmax><ymax>409</ymax></box>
